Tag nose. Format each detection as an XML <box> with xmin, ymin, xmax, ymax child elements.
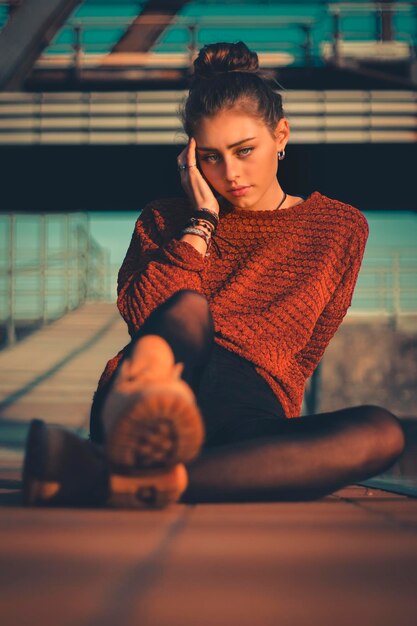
<box><xmin>222</xmin><ymin>156</ymin><xmax>240</xmax><ymax>183</ymax></box>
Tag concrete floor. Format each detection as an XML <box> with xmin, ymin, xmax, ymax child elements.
<box><xmin>1</xmin><ymin>303</ymin><xmax>417</xmax><ymax>626</ymax></box>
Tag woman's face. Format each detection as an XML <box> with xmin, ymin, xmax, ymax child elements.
<box><xmin>194</xmin><ymin>106</ymin><xmax>288</xmax><ymax>211</ymax></box>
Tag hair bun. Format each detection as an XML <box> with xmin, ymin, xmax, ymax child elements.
<box><xmin>192</xmin><ymin>41</ymin><xmax>259</xmax><ymax>81</ymax></box>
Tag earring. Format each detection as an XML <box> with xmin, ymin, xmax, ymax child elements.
<box><xmin>278</xmin><ymin>149</ymin><xmax>285</xmax><ymax>161</ymax></box>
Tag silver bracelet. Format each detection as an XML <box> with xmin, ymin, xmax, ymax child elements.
<box><xmin>182</xmin><ymin>226</ymin><xmax>211</xmax><ymax>246</ymax></box>
<box><xmin>189</xmin><ymin>219</ymin><xmax>214</xmax><ymax>236</ymax></box>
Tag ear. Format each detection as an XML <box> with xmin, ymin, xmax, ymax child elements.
<box><xmin>273</xmin><ymin>117</ymin><xmax>290</xmax><ymax>151</ymax></box>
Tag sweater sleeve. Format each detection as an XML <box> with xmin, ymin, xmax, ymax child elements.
<box><xmin>116</xmin><ymin>199</ymin><xmax>206</xmax><ymax>337</ymax></box>
<box><xmin>294</xmin><ymin>216</ymin><xmax>369</xmax><ymax>380</ymax></box>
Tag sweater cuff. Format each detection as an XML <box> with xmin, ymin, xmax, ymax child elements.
<box><xmin>159</xmin><ymin>238</ymin><xmax>206</xmax><ymax>271</ymax></box>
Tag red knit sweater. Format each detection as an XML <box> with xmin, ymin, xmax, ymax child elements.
<box><xmin>94</xmin><ymin>190</ymin><xmax>369</xmax><ymax>419</ymax></box>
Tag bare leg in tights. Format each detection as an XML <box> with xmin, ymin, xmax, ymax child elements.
<box><xmin>100</xmin><ymin>289</ymin><xmax>406</xmax><ymax>503</ymax></box>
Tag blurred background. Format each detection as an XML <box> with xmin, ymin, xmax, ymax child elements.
<box><xmin>0</xmin><ymin>0</ymin><xmax>416</xmax><ymax>495</ymax></box>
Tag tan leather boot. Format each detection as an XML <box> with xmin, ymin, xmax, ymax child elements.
<box><xmin>22</xmin><ymin>418</ymin><xmax>190</xmax><ymax>510</ymax></box>
<box><xmin>100</xmin><ymin>335</ymin><xmax>205</xmax><ymax>493</ymax></box>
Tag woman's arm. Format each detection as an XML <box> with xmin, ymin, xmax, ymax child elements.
<box><xmin>294</xmin><ymin>219</ymin><xmax>369</xmax><ymax>380</ymax></box>
<box><xmin>117</xmin><ymin>199</ymin><xmax>207</xmax><ymax>337</ymax></box>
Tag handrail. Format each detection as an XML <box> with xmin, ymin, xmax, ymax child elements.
<box><xmin>0</xmin><ymin>89</ymin><xmax>416</xmax><ymax>145</ymax></box>
<box><xmin>0</xmin><ymin>212</ymin><xmax>111</xmax><ymax>348</ymax></box>
<box><xmin>304</xmin><ymin>240</ymin><xmax>417</xmax><ymax>414</ymax></box>
<box><xmin>1</xmin><ymin>213</ymin><xmax>415</xmax><ymax>349</ymax></box>
<box><xmin>101</xmin><ymin>244</ymin><xmax>417</xmax><ymax>320</ymax></box>
<box><xmin>351</xmin><ymin>246</ymin><xmax>417</xmax><ymax>317</ymax></box>
<box><xmin>1</xmin><ymin>2</ymin><xmax>416</xmax><ymax>80</ymax></box>
<box><xmin>34</xmin><ymin>3</ymin><xmax>416</xmax><ymax>64</ymax></box>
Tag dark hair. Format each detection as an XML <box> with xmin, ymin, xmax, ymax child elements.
<box><xmin>179</xmin><ymin>41</ymin><xmax>285</xmax><ymax>139</ymax></box>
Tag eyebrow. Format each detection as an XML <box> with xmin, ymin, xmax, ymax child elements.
<box><xmin>196</xmin><ymin>137</ymin><xmax>256</xmax><ymax>152</ymax></box>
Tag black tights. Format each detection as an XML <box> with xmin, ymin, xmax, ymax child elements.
<box><xmin>92</xmin><ymin>289</ymin><xmax>406</xmax><ymax>503</ymax></box>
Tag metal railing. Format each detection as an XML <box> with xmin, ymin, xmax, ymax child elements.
<box><xmin>350</xmin><ymin>246</ymin><xmax>417</xmax><ymax>321</ymax></box>
<box><xmin>1</xmin><ymin>89</ymin><xmax>416</xmax><ymax>145</ymax></box>
<box><xmin>1</xmin><ymin>211</ymin><xmax>415</xmax><ymax>345</ymax></box>
<box><xmin>1</xmin><ymin>1</ymin><xmax>416</xmax><ymax>92</ymax></box>
<box><xmin>101</xmin><ymin>241</ymin><xmax>417</xmax><ymax>318</ymax></box>
<box><xmin>36</xmin><ymin>14</ymin><xmax>317</xmax><ymax>70</ymax></box>
<box><xmin>30</xmin><ymin>3</ymin><xmax>417</xmax><ymax>69</ymax></box>
<box><xmin>303</xmin><ymin>243</ymin><xmax>417</xmax><ymax>414</ymax></box>
<box><xmin>0</xmin><ymin>212</ymin><xmax>111</xmax><ymax>347</ymax></box>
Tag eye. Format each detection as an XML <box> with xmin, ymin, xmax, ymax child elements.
<box><xmin>201</xmin><ymin>147</ymin><xmax>253</xmax><ymax>163</ymax></box>
<box><xmin>238</xmin><ymin>147</ymin><xmax>253</xmax><ymax>156</ymax></box>
<box><xmin>201</xmin><ymin>154</ymin><xmax>219</xmax><ymax>163</ymax></box>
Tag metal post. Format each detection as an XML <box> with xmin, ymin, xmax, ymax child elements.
<box><xmin>81</xmin><ymin>216</ymin><xmax>88</xmax><ymax>303</ymax></box>
<box><xmin>6</xmin><ymin>214</ymin><xmax>16</xmax><ymax>346</ymax></box>
<box><xmin>393</xmin><ymin>251</ymin><xmax>401</xmax><ymax>329</ymax></box>
<box><xmin>332</xmin><ymin>10</ymin><xmax>341</xmax><ymax>66</ymax></box>
<box><xmin>301</xmin><ymin>24</ymin><xmax>313</xmax><ymax>67</ymax></box>
<box><xmin>79</xmin><ymin>220</ymin><xmax>86</xmax><ymax>303</ymax></box>
<box><xmin>187</xmin><ymin>22</ymin><xmax>198</xmax><ymax>75</ymax></box>
<box><xmin>39</xmin><ymin>214</ymin><xmax>47</xmax><ymax>325</ymax></box>
<box><xmin>378</xmin><ymin>1</ymin><xmax>394</xmax><ymax>42</ymax></box>
<box><xmin>85</xmin><ymin>215</ymin><xmax>91</xmax><ymax>300</ymax></box>
<box><xmin>106</xmin><ymin>249</ymin><xmax>111</xmax><ymax>302</ymax></box>
<box><xmin>63</xmin><ymin>213</ymin><xmax>70</xmax><ymax>313</ymax></box>
<box><xmin>76</xmin><ymin>222</ymin><xmax>81</xmax><ymax>305</ymax></box>
<box><xmin>409</xmin><ymin>36</ymin><xmax>417</xmax><ymax>85</ymax></box>
<box><xmin>72</xmin><ymin>22</ymin><xmax>82</xmax><ymax>81</ymax></box>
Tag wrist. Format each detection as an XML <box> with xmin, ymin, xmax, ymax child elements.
<box><xmin>180</xmin><ymin>232</ymin><xmax>209</xmax><ymax>258</ymax></box>
<box><xmin>182</xmin><ymin>226</ymin><xmax>211</xmax><ymax>245</ymax></box>
<box><xmin>195</xmin><ymin>206</ymin><xmax>219</xmax><ymax>216</ymax></box>
<box><xmin>190</xmin><ymin>218</ymin><xmax>215</xmax><ymax>235</ymax></box>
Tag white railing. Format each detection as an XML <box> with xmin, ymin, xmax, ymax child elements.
<box><xmin>0</xmin><ymin>213</ymin><xmax>111</xmax><ymax>347</ymax></box>
<box><xmin>101</xmin><ymin>245</ymin><xmax>417</xmax><ymax>317</ymax></box>
<box><xmin>348</xmin><ymin>246</ymin><xmax>417</xmax><ymax>324</ymax></box>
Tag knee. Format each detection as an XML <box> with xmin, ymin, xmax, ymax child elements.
<box><xmin>172</xmin><ymin>289</ymin><xmax>209</xmax><ymax>307</ymax></box>
<box><xmin>361</xmin><ymin>404</ymin><xmax>406</xmax><ymax>466</ymax></box>
<box><xmin>167</xmin><ymin>290</ymin><xmax>214</xmax><ymax>341</ymax></box>
<box><xmin>171</xmin><ymin>289</ymin><xmax>212</xmax><ymax>323</ymax></box>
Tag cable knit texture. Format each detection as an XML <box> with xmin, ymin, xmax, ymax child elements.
<box><xmin>93</xmin><ymin>190</ymin><xmax>369</xmax><ymax>420</ymax></box>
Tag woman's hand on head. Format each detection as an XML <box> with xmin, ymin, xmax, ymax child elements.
<box><xmin>177</xmin><ymin>137</ymin><xmax>220</xmax><ymax>216</ymax></box>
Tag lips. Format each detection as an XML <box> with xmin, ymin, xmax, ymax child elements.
<box><xmin>228</xmin><ymin>185</ymin><xmax>251</xmax><ymax>197</ymax></box>
<box><xmin>228</xmin><ymin>186</ymin><xmax>249</xmax><ymax>191</ymax></box>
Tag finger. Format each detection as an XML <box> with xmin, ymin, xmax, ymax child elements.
<box><xmin>187</xmin><ymin>137</ymin><xmax>197</xmax><ymax>168</ymax></box>
<box><xmin>177</xmin><ymin>157</ymin><xmax>188</xmax><ymax>176</ymax></box>
<box><xmin>177</xmin><ymin>140</ymin><xmax>189</xmax><ymax>164</ymax></box>
<box><xmin>186</xmin><ymin>137</ymin><xmax>194</xmax><ymax>165</ymax></box>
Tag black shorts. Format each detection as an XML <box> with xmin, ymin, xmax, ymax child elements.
<box><xmin>196</xmin><ymin>342</ymin><xmax>286</xmax><ymax>448</ymax></box>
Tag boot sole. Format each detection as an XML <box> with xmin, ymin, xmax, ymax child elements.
<box><xmin>105</xmin><ymin>386</ymin><xmax>205</xmax><ymax>474</ymax></box>
<box><xmin>107</xmin><ymin>464</ymin><xmax>188</xmax><ymax>509</ymax></box>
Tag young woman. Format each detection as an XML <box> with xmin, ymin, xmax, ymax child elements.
<box><xmin>22</xmin><ymin>41</ymin><xmax>405</xmax><ymax>509</ymax></box>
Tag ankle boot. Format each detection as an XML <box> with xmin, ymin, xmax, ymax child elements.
<box><xmin>22</xmin><ymin>418</ymin><xmax>109</xmax><ymax>507</ymax></box>
<box><xmin>22</xmin><ymin>418</ymin><xmax>190</xmax><ymax>509</ymax></box>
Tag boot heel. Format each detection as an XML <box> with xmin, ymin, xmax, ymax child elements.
<box><xmin>22</xmin><ymin>419</ymin><xmax>109</xmax><ymax>507</ymax></box>
<box><xmin>22</xmin><ymin>419</ymin><xmax>50</xmax><ymax>506</ymax></box>
<box><xmin>107</xmin><ymin>464</ymin><xmax>189</xmax><ymax>509</ymax></box>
